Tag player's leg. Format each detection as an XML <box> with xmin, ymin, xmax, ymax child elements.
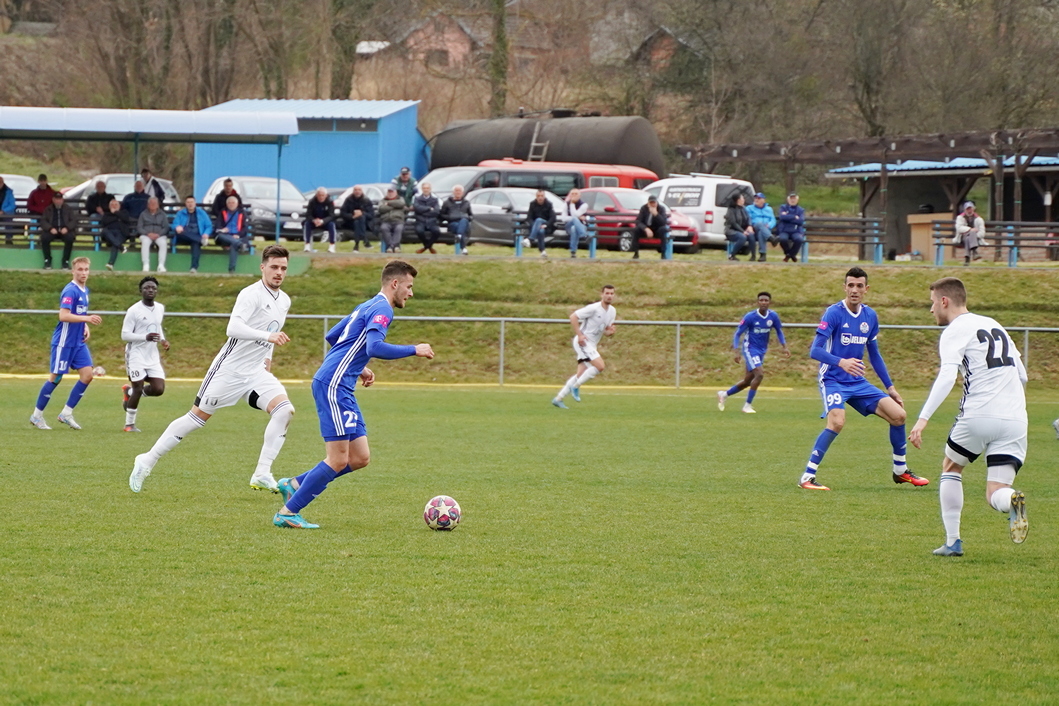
<box><xmin>982</xmin><ymin>422</ymin><xmax>1028</xmax><ymax>543</ymax></box>
<box><xmin>743</xmin><ymin>366</ymin><xmax>765</xmax><ymax>413</ymax></box>
<box><xmin>130</xmin><ymin>405</ymin><xmax>211</xmax><ymax>492</ymax></box>
<box><xmin>125</xmin><ymin>377</ymin><xmax>145</xmax><ymax>430</ymax></box>
<box><xmin>872</xmin><ymin>396</ymin><xmax>928</xmax><ymax>486</ymax></box>
<box><xmin>553</xmin><ymin>339</ymin><xmax>587</xmax><ymax>407</ymax></box>
<box><xmin>31</xmin><ymin>347</ymin><xmax>69</xmax><ymax>428</ymax></box>
<box><xmin>933</xmin><ymin>455</ymin><xmax>966</xmax><ymax>556</ymax></box>
<box><xmin>569</xmin><ymin>361</ymin><xmax>587</xmax><ymax>402</ymax></box>
<box><xmin>249</xmin><ymin>391</ymin><xmax>295</xmax><ymax>492</ymax></box>
<box><xmin>720</xmin><ymin>358</ymin><xmax>756</xmax><ymax>411</ymax></box>
<box><xmin>56</xmin><ymin>355</ymin><xmax>94</xmax><ymax>429</ymax></box>
<box><xmin>800</xmin><ymin>384</ymin><xmax>845</xmax><ymax>489</ymax></box>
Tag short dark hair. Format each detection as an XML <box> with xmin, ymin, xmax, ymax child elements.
<box><xmin>141</xmin><ymin>168</ymin><xmax>151</xmax><ymax>174</ymax></box>
<box><xmin>381</xmin><ymin>259</ymin><xmax>418</xmax><ymax>283</ymax></box>
<box><xmin>845</xmin><ymin>266</ymin><xmax>868</xmax><ymax>282</ymax></box>
<box><xmin>757</xmin><ymin>291</ymin><xmax>771</xmax><ymax>300</ymax></box>
<box><xmin>601</xmin><ymin>284</ymin><xmax>615</xmax><ymax>291</ymax></box>
<box><xmin>139</xmin><ymin>276</ymin><xmax>159</xmax><ymax>290</ymax></box>
<box><xmin>38</xmin><ymin>173</ymin><xmax>47</xmax><ymax>181</ymax></box>
<box><xmin>184</xmin><ymin>194</ymin><xmax>196</xmax><ymax>201</ymax></box>
<box><xmin>223</xmin><ymin>177</ymin><xmax>233</xmax><ymax>184</ymax></box>
<box><xmin>930</xmin><ymin>277</ymin><xmax>967</xmax><ymax>305</ymax></box>
<box><xmin>261</xmin><ymin>244</ymin><xmax>289</xmax><ymax>261</ymax></box>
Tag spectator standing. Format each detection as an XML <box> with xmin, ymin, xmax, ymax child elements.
<box><xmin>562</xmin><ymin>188</ymin><xmax>589</xmax><ymax>258</ymax></box>
<box><xmin>746</xmin><ymin>192</ymin><xmax>777</xmax><ymax>262</ymax></box>
<box><xmin>137</xmin><ymin>196</ymin><xmax>169</xmax><ymax>273</ymax></box>
<box><xmin>85</xmin><ymin>180</ymin><xmax>114</xmax><ymax>220</ymax></box>
<box><xmin>40</xmin><ymin>192</ymin><xmax>78</xmax><ymax>270</ymax></box>
<box><xmin>632</xmin><ymin>193</ymin><xmax>668</xmax><ymax>260</ymax></box>
<box><xmin>27</xmin><ymin>174</ymin><xmax>57</xmax><ymax>217</ymax></box>
<box><xmin>303</xmin><ymin>187</ymin><xmax>338</xmax><ymax>254</ymax></box>
<box><xmin>440</xmin><ymin>185</ymin><xmax>473</xmax><ymax>254</ymax></box>
<box><xmin>378</xmin><ymin>187</ymin><xmax>408</xmax><ymax>253</ymax></box>
<box><xmin>140</xmin><ymin>168</ymin><xmax>166</xmax><ymax>201</ymax></box>
<box><xmin>954</xmin><ymin>200</ymin><xmax>986</xmax><ymax>264</ymax></box>
<box><xmin>211</xmin><ymin>178</ymin><xmax>242</xmax><ymax>215</ymax></box>
<box><xmin>391</xmin><ymin>167</ymin><xmax>418</xmax><ymax>206</ymax></box>
<box><xmin>525</xmin><ymin>189</ymin><xmax>556</xmax><ymax>257</ymax></box>
<box><xmin>724</xmin><ymin>193</ymin><xmax>753</xmax><ymax>261</ymax></box>
<box><xmin>777</xmin><ymin>192</ymin><xmax>806</xmax><ymax>262</ymax></box>
<box><xmin>100</xmin><ymin>198</ymin><xmax>134</xmax><ymax>271</ymax></box>
<box><xmin>172</xmin><ymin>195</ymin><xmax>212</xmax><ymax>273</ymax></box>
<box><xmin>340</xmin><ymin>185</ymin><xmax>374</xmax><ymax>251</ymax></box>
<box><xmin>0</xmin><ymin>176</ymin><xmax>15</xmax><ymax>246</ymax></box>
<box><xmin>215</xmin><ymin>195</ymin><xmax>251</xmax><ymax>273</ymax></box>
<box><xmin>122</xmin><ymin>180</ymin><xmax>150</xmax><ymax>219</ymax></box>
<box><xmin>412</xmin><ymin>182</ymin><xmax>441</xmax><ymax>254</ymax></box>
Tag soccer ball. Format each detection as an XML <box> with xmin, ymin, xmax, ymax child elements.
<box><xmin>423</xmin><ymin>495</ymin><xmax>461</xmax><ymax>531</ymax></box>
<box><xmin>91</xmin><ymin>366</ymin><xmax>106</xmax><ymax>378</ymax></box>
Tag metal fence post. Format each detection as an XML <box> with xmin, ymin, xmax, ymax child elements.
<box><xmin>663</xmin><ymin>231</ymin><xmax>673</xmax><ymax>260</ymax></box>
<box><xmin>322</xmin><ymin>317</ymin><xmax>329</xmax><ymax>359</ymax></box>
<box><xmin>800</xmin><ymin>239</ymin><xmax>809</xmax><ymax>263</ymax></box>
<box><xmin>498</xmin><ymin>319</ymin><xmax>505</xmax><ymax>386</ymax></box>
<box><xmin>1008</xmin><ymin>225</ymin><xmax>1017</xmax><ymax>268</ymax></box>
<box><xmin>675</xmin><ymin>323</ymin><xmax>681</xmax><ymax>388</ymax></box>
<box><xmin>513</xmin><ymin>217</ymin><xmax>523</xmax><ymax>257</ymax></box>
<box><xmin>933</xmin><ymin>221</ymin><xmax>944</xmax><ymax>266</ymax></box>
<box><xmin>588</xmin><ymin>218</ymin><xmax>597</xmax><ymax>259</ymax></box>
<box><xmin>1024</xmin><ymin>328</ymin><xmax>1029</xmax><ymax>367</ymax></box>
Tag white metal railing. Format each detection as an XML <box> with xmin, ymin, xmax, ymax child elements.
<box><xmin>1</xmin><ymin>309</ymin><xmax>1054</xmax><ymax>387</ymax></box>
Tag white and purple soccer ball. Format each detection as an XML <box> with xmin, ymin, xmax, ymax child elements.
<box><xmin>423</xmin><ymin>495</ymin><xmax>461</xmax><ymax>531</ymax></box>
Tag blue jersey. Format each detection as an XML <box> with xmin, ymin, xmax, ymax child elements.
<box><xmin>51</xmin><ymin>281</ymin><xmax>90</xmax><ymax>349</ymax></box>
<box><xmin>815</xmin><ymin>301</ymin><xmax>880</xmax><ymax>385</ymax></box>
<box><xmin>734</xmin><ymin>309</ymin><xmax>785</xmax><ymax>353</ymax></box>
<box><xmin>314</xmin><ymin>294</ymin><xmax>394</xmax><ymax>391</ymax></box>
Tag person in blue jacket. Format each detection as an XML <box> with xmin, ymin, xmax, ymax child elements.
<box><xmin>172</xmin><ymin>195</ymin><xmax>213</xmax><ymax>273</ymax></box>
<box><xmin>0</xmin><ymin>176</ymin><xmax>15</xmax><ymax>246</ymax></box>
<box><xmin>745</xmin><ymin>192</ymin><xmax>777</xmax><ymax>262</ymax></box>
<box><xmin>777</xmin><ymin>192</ymin><xmax>806</xmax><ymax>262</ymax></box>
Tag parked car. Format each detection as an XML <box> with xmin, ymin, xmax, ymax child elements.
<box><xmin>334</xmin><ymin>183</ymin><xmax>390</xmax><ymax>207</ymax></box>
<box><xmin>464</xmin><ymin>187</ymin><xmax>567</xmax><ymax>245</ymax></box>
<box><xmin>0</xmin><ymin>174</ymin><xmax>38</xmax><ymax>201</ymax></box>
<box><xmin>302</xmin><ymin>187</ymin><xmax>348</xmax><ymax>202</ymax></box>
<box><xmin>642</xmin><ymin>174</ymin><xmax>755</xmax><ymax>247</ymax></box>
<box><xmin>580</xmin><ymin>187</ymin><xmax>700</xmax><ymax>253</ymax></box>
<box><xmin>63</xmin><ymin>174</ymin><xmax>179</xmax><ymax>203</ymax></box>
<box><xmin>203</xmin><ymin>176</ymin><xmax>306</xmax><ymax>239</ymax></box>
<box><xmin>420</xmin><ymin>160</ymin><xmax>658</xmax><ymax>200</ymax></box>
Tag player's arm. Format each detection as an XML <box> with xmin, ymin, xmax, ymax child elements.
<box><xmin>1016</xmin><ymin>353</ymin><xmax>1028</xmax><ymax>386</ymax></box>
<box><xmin>865</xmin><ymin>338</ymin><xmax>899</xmax><ymax>403</ymax></box>
<box><xmin>570</xmin><ymin>309</ymin><xmax>587</xmax><ymax>347</ymax></box>
<box><xmin>226</xmin><ymin>293</ymin><xmax>289</xmax><ymax>345</ymax></box>
<box><xmin>732</xmin><ymin>319</ymin><xmax>748</xmax><ymax>352</ymax></box>
<box><xmin>324</xmin><ymin>315</ymin><xmax>351</xmax><ymax>347</ymax></box>
<box><xmin>909</xmin><ymin>362</ymin><xmax>960</xmax><ymax>448</ymax></box>
<box><xmin>604</xmin><ymin>324</ymin><xmax>616</xmax><ymax>336</ymax></box>
<box><xmin>774</xmin><ymin>316</ymin><xmax>790</xmax><ymax>357</ymax></box>
<box><xmin>364</xmin><ymin>328</ymin><xmax>432</xmax><ymax>359</ymax></box>
<box><xmin>158</xmin><ymin>314</ymin><xmax>169</xmax><ymax>350</ymax></box>
<box><xmin>59</xmin><ymin>306</ymin><xmax>102</xmax><ymax>326</ymax></box>
<box><xmin>121</xmin><ymin>309</ymin><xmax>146</xmax><ymax>343</ymax></box>
<box><xmin>809</xmin><ymin>327</ymin><xmax>864</xmax><ymax>377</ymax></box>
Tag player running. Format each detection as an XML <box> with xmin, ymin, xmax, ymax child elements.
<box><xmin>718</xmin><ymin>291</ymin><xmax>789</xmax><ymax>414</ymax></box>
<box><xmin>551</xmin><ymin>285</ymin><xmax>617</xmax><ymax>409</ymax></box>
<box><xmin>909</xmin><ymin>277</ymin><xmax>1029</xmax><ymax>557</ymax></box>
<box><xmin>799</xmin><ymin>267</ymin><xmax>929</xmax><ymax>491</ymax></box>
<box><xmin>30</xmin><ymin>256</ymin><xmax>103</xmax><ymax>430</ymax></box>
<box><xmin>273</xmin><ymin>260</ymin><xmax>434</xmax><ymax>529</ymax></box>
<box><xmin>129</xmin><ymin>245</ymin><xmax>295</xmax><ymax>494</ymax></box>
<box><xmin>121</xmin><ymin>277</ymin><xmax>168</xmax><ymax>432</ymax></box>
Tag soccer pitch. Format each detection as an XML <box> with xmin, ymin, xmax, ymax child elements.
<box><xmin>2</xmin><ymin>379</ymin><xmax>1057</xmax><ymax>704</ymax></box>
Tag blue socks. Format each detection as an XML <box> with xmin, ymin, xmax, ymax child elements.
<box><xmin>285</xmin><ymin>461</ymin><xmax>338</xmax><ymax>515</ymax></box>
<box><xmin>35</xmin><ymin>380</ymin><xmax>59</xmax><ymax>412</ymax></box>
<box><xmin>746</xmin><ymin>389</ymin><xmax>757</xmax><ymax>405</ymax></box>
<box><xmin>725</xmin><ymin>384</ymin><xmax>741</xmax><ymax>396</ymax></box>
<box><xmin>65</xmin><ymin>380</ymin><xmax>89</xmax><ymax>409</ymax></box>
<box><xmin>890</xmin><ymin>424</ymin><xmax>907</xmax><ymax>472</ymax></box>
<box><xmin>806</xmin><ymin>428</ymin><xmax>839</xmax><ymax>474</ymax></box>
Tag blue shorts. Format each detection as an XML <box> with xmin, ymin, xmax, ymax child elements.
<box><xmin>743</xmin><ymin>347</ymin><xmax>766</xmax><ymax>372</ymax></box>
<box><xmin>50</xmin><ymin>344</ymin><xmax>93</xmax><ymax>375</ymax></box>
<box><xmin>820</xmin><ymin>379</ymin><xmax>889</xmax><ymax>417</ymax></box>
<box><xmin>312</xmin><ymin>378</ymin><xmax>367</xmax><ymax>442</ymax></box>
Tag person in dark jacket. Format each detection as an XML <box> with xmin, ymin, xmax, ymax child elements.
<box><xmin>412</xmin><ymin>182</ymin><xmax>442</xmax><ymax>254</ymax></box>
<box><xmin>214</xmin><ymin>194</ymin><xmax>251</xmax><ymax>272</ymax></box>
<box><xmin>211</xmin><ymin>178</ymin><xmax>242</xmax><ymax>215</ymax></box>
<box><xmin>85</xmin><ymin>180</ymin><xmax>114</xmax><ymax>220</ymax></box>
<box><xmin>121</xmin><ymin>180</ymin><xmax>151</xmax><ymax>219</ymax></box>
<box><xmin>303</xmin><ymin>187</ymin><xmax>337</xmax><ymax>253</ymax></box>
<box><xmin>633</xmin><ymin>194</ymin><xmax>668</xmax><ymax>259</ymax></box>
<box><xmin>100</xmin><ymin>198</ymin><xmax>134</xmax><ymax>270</ymax></box>
<box><xmin>391</xmin><ymin>167</ymin><xmax>418</xmax><ymax>206</ymax></box>
<box><xmin>440</xmin><ymin>185</ymin><xmax>473</xmax><ymax>254</ymax></box>
<box><xmin>724</xmin><ymin>193</ymin><xmax>753</xmax><ymax>261</ymax></box>
<box><xmin>378</xmin><ymin>187</ymin><xmax>408</xmax><ymax>253</ymax></box>
<box><xmin>340</xmin><ymin>186</ymin><xmax>375</xmax><ymax>251</ymax></box>
<box><xmin>140</xmin><ymin>168</ymin><xmax>166</xmax><ymax>202</ymax></box>
<box><xmin>777</xmin><ymin>192</ymin><xmax>806</xmax><ymax>262</ymax></box>
<box><xmin>525</xmin><ymin>189</ymin><xmax>556</xmax><ymax>256</ymax></box>
<box><xmin>40</xmin><ymin>192</ymin><xmax>79</xmax><ymax>270</ymax></box>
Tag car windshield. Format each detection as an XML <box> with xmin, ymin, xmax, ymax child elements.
<box><xmin>613</xmin><ymin>191</ymin><xmax>648</xmax><ymax>210</ymax></box>
<box><xmin>421</xmin><ymin>168</ymin><xmax>479</xmax><ymax>192</ymax></box>
<box><xmin>242</xmin><ymin>180</ymin><xmax>303</xmax><ymax>201</ymax></box>
<box><xmin>104</xmin><ymin>176</ymin><xmax>136</xmax><ymax>195</ymax></box>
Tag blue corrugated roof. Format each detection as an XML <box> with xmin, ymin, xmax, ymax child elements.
<box><xmin>205</xmin><ymin>99</ymin><xmax>419</xmax><ymax>120</ymax></box>
<box><xmin>829</xmin><ymin>155</ymin><xmax>1059</xmax><ymax>175</ymax></box>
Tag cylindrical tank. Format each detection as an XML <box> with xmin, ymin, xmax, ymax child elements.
<box><xmin>430</xmin><ymin>116</ymin><xmax>665</xmax><ymax>177</ymax></box>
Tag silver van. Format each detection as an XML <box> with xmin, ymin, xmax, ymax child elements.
<box><xmin>643</xmin><ymin>174</ymin><xmax>755</xmax><ymax>247</ymax></box>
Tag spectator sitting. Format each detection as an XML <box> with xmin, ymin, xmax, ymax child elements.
<box><xmin>40</xmin><ymin>192</ymin><xmax>78</xmax><ymax>270</ymax></box>
<box><xmin>172</xmin><ymin>195</ymin><xmax>212</xmax><ymax>273</ymax></box>
<box><xmin>777</xmin><ymin>192</ymin><xmax>806</xmax><ymax>262</ymax></box>
<box><xmin>391</xmin><ymin>166</ymin><xmax>418</xmax><ymax>207</ymax></box>
<box><xmin>214</xmin><ymin>195</ymin><xmax>251</xmax><ymax>273</ymax></box>
<box><xmin>954</xmin><ymin>200</ymin><xmax>986</xmax><ymax>264</ymax></box>
<box><xmin>211</xmin><ymin>178</ymin><xmax>242</xmax><ymax>215</ymax></box>
<box><xmin>303</xmin><ymin>187</ymin><xmax>338</xmax><ymax>254</ymax></box>
<box><xmin>85</xmin><ymin>180</ymin><xmax>114</xmax><ymax>221</ymax></box>
<box><xmin>27</xmin><ymin>173</ymin><xmax>57</xmax><ymax>217</ymax></box>
<box><xmin>412</xmin><ymin>182</ymin><xmax>441</xmax><ymax>254</ymax></box>
<box><xmin>137</xmin><ymin>196</ymin><xmax>169</xmax><ymax>273</ymax></box>
<box><xmin>745</xmin><ymin>192</ymin><xmax>776</xmax><ymax>262</ymax></box>
<box><xmin>633</xmin><ymin>193</ymin><xmax>668</xmax><ymax>260</ymax></box>
<box><xmin>562</xmin><ymin>188</ymin><xmax>589</xmax><ymax>259</ymax></box>
<box><xmin>140</xmin><ymin>168</ymin><xmax>166</xmax><ymax>201</ymax></box>
<box><xmin>440</xmin><ymin>185</ymin><xmax>473</xmax><ymax>255</ymax></box>
<box><xmin>122</xmin><ymin>179</ymin><xmax>151</xmax><ymax>219</ymax></box>
<box><xmin>724</xmin><ymin>193</ymin><xmax>753</xmax><ymax>261</ymax></box>
<box><xmin>99</xmin><ymin>198</ymin><xmax>134</xmax><ymax>271</ymax></box>
<box><xmin>0</xmin><ymin>175</ymin><xmax>15</xmax><ymax>246</ymax></box>
<box><xmin>340</xmin><ymin>185</ymin><xmax>375</xmax><ymax>251</ymax></box>
<box><xmin>378</xmin><ymin>187</ymin><xmax>408</xmax><ymax>254</ymax></box>
<box><xmin>525</xmin><ymin>189</ymin><xmax>556</xmax><ymax>257</ymax></box>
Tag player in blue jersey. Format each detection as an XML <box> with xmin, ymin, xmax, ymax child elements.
<box><xmin>717</xmin><ymin>292</ymin><xmax>789</xmax><ymax>414</ymax></box>
<box><xmin>273</xmin><ymin>260</ymin><xmax>435</xmax><ymax>529</ymax></box>
<box><xmin>800</xmin><ymin>267</ymin><xmax>929</xmax><ymax>490</ymax></box>
<box><xmin>30</xmin><ymin>256</ymin><xmax>103</xmax><ymax>430</ymax></box>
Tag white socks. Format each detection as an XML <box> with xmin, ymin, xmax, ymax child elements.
<box><xmin>989</xmin><ymin>487</ymin><xmax>1014</xmax><ymax>513</ymax></box>
<box><xmin>125</xmin><ymin>408</ymin><xmax>138</xmax><ymax>426</ymax></box>
<box><xmin>576</xmin><ymin>366</ymin><xmax>599</xmax><ymax>386</ymax></box>
<box><xmin>556</xmin><ymin>375</ymin><xmax>579</xmax><ymax>401</ymax></box>
<box><xmin>254</xmin><ymin>401</ymin><xmax>294</xmax><ymax>478</ymax></box>
<box><xmin>939</xmin><ymin>472</ymin><xmax>964</xmax><ymax>545</ymax></box>
<box><xmin>146</xmin><ymin>412</ymin><xmax>206</xmax><ymax>467</ymax></box>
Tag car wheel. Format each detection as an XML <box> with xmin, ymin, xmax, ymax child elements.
<box><xmin>618</xmin><ymin>232</ymin><xmax>634</xmax><ymax>252</ymax></box>
<box><xmin>683</xmin><ymin>243</ymin><xmax>701</xmax><ymax>254</ymax></box>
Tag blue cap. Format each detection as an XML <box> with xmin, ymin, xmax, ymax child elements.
<box><xmin>754</xmin><ymin>192</ymin><xmax>766</xmax><ymax>199</ymax></box>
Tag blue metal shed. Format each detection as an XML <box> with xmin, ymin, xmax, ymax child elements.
<box><xmin>194</xmin><ymin>99</ymin><xmax>429</xmax><ymax>200</ymax></box>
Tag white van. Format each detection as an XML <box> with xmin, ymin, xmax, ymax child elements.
<box><xmin>643</xmin><ymin>174</ymin><xmax>755</xmax><ymax>247</ymax></box>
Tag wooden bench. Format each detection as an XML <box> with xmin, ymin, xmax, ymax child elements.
<box><xmin>931</xmin><ymin>220</ymin><xmax>1059</xmax><ymax>266</ymax></box>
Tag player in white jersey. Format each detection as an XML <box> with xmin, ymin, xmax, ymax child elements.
<box><xmin>120</xmin><ymin>277</ymin><xmax>168</xmax><ymax>432</ymax></box>
<box><xmin>909</xmin><ymin>277</ymin><xmax>1029</xmax><ymax>557</ymax></box>
<box><xmin>552</xmin><ymin>285</ymin><xmax>617</xmax><ymax>408</ymax></box>
<box><xmin>129</xmin><ymin>245</ymin><xmax>296</xmax><ymax>494</ymax></box>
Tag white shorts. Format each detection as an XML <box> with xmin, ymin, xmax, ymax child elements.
<box><xmin>945</xmin><ymin>416</ymin><xmax>1027</xmax><ymax>471</ymax></box>
<box><xmin>126</xmin><ymin>352</ymin><xmax>165</xmax><ymax>382</ymax></box>
<box><xmin>195</xmin><ymin>368</ymin><xmax>287</xmax><ymax>415</ymax></box>
<box><xmin>572</xmin><ymin>335</ymin><xmax>601</xmax><ymax>363</ymax></box>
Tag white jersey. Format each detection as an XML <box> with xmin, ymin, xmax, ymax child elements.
<box><xmin>573</xmin><ymin>302</ymin><xmax>617</xmax><ymax>346</ymax></box>
<box><xmin>939</xmin><ymin>312</ymin><xmax>1026</xmax><ymax>421</ymax></box>
<box><xmin>206</xmin><ymin>281</ymin><xmax>290</xmax><ymax>376</ymax></box>
<box><xmin>122</xmin><ymin>300</ymin><xmax>166</xmax><ymax>364</ymax></box>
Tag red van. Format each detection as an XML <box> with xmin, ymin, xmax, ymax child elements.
<box><xmin>420</xmin><ymin>159</ymin><xmax>658</xmax><ymax>198</ymax></box>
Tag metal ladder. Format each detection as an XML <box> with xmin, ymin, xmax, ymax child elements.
<box><xmin>527</xmin><ymin>122</ymin><xmax>549</xmax><ymax>161</ymax></box>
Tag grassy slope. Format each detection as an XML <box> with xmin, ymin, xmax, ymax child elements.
<box><xmin>2</xmin><ymin>258</ymin><xmax>1059</xmax><ymax>388</ymax></box>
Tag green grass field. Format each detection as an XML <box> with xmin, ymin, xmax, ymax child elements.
<box><xmin>2</xmin><ymin>378</ymin><xmax>1057</xmax><ymax>704</ymax></box>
